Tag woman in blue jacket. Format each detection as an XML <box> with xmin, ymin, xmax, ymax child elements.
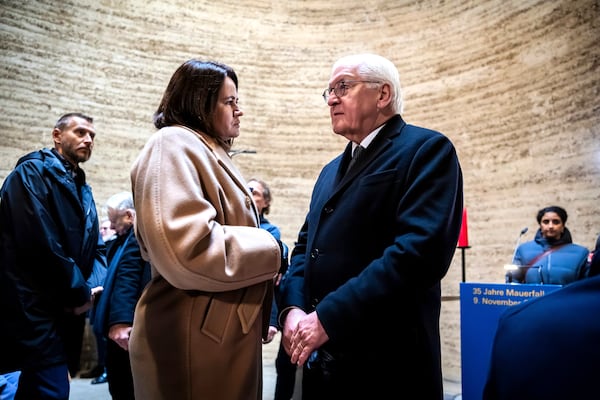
<box><xmin>507</xmin><ymin>205</ymin><xmax>589</xmax><ymax>285</ymax></box>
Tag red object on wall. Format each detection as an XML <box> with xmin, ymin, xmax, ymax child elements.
<box><xmin>458</xmin><ymin>208</ymin><xmax>469</xmax><ymax>248</ymax></box>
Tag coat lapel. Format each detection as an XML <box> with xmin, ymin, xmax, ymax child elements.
<box><xmin>179</xmin><ymin>126</ymin><xmax>261</xmax><ymax>227</ymax></box>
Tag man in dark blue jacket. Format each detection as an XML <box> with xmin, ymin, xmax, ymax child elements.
<box><xmin>93</xmin><ymin>191</ymin><xmax>150</xmax><ymax>399</ymax></box>
<box><xmin>279</xmin><ymin>54</ymin><xmax>463</xmax><ymax>399</ymax></box>
<box><xmin>0</xmin><ymin>113</ymin><xmax>107</xmax><ymax>399</ymax></box>
<box><xmin>484</xmin><ymin>273</ymin><xmax>600</xmax><ymax>399</ymax></box>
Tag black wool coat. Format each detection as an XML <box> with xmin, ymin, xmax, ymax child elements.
<box><xmin>280</xmin><ymin>115</ymin><xmax>463</xmax><ymax>399</ymax></box>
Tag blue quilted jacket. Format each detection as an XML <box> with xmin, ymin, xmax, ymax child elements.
<box><xmin>509</xmin><ymin>228</ymin><xmax>590</xmax><ymax>284</ymax></box>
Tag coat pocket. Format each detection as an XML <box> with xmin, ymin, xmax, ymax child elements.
<box><xmin>237</xmin><ymin>283</ymin><xmax>268</xmax><ymax>335</ymax></box>
<box><xmin>200</xmin><ymin>283</ymin><xmax>267</xmax><ymax>342</ymax></box>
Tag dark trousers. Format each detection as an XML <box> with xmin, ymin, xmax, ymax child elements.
<box><xmin>57</xmin><ymin>312</ymin><xmax>86</xmax><ymax>377</ymax></box>
<box><xmin>97</xmin><ymin>336</ymin><xmax>107</xmax><ymax>368</ymax></box>
<box><xmin>16</xmin><ymin>363</ymin><xmax>69</xmax><ymax>400</ymax></box>
<box><xmin>274</xmin><ymin>341</ymin><xmax>297</xmax><ymax>400</ymax></box>
<box><xmin>301</xmin><ymin>349</ymin><xmax>397</xmax><ymax>400</ymax></box>
<box><xmin>90</xmin><ymin>297</ymin><xmax>106</xmax><ymax>370</ymax></box>
<box><xmin>106</xmin><ymin>339</ymin><xmax>135</xmax><ymax>400</ymax></box>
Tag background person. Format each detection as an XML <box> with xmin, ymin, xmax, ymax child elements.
<box><xmin>0</xmin><ymin>113</ymin><xmax>107</xmax><ymax>399</ymax></box>
<box><xmin>506</xmin><ymin>205</ymin><xmax>590</xmax><ymax>284</ymax></box>
<box><xmin>79</xmin><ymin>218</ymin><xmax>118</xmax><ymax>384</ymax></box>
<box><xmin>78</xmin><ymin>221</ymin><xmax>112</xmax><ymax>385</ymax></box>
<box><xmin>100</xmin><ymin>218</ymin><xmax>117</xmax><ymax>243</ymax></box>
<box><xmin>248</xmin><ymin>178</ymin><xmax>296</xmax><ymax>400</ymax></box>
<box><xmin>94</xmin><ymin>191</ymin><xmax>150</xmax><ymax>399</ymax></box>
<box><xmin>483</xmin><ymin>273</ymin><xmax>600</xmax><ymax>399</ymax></box>
<box><xmin>587</xmin><ymin>234</ymin><xmax>600</xmax><ymax>277</ymax></box>
<box><xmin>279</xmin><ymin>53</ymin><xmax>463</xmax><ymax>399</ymax></box>
<box><xmin>129</xmin><ymin>59</ymin><xmax>281</xmax><ymax>400</ymax></box>
<box><xmin>248</xmin><ymin>178</ymin><xmax>281</xmax><ymax>240</ymax></box>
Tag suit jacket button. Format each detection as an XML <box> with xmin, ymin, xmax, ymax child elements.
<box><xmin>311</xmin><ymin>298</ymin><xmax>319</xmax><ymax>309</ymax></box>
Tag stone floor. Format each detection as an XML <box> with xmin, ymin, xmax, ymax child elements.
<box><xmin>69</xmin><ymin>331</ymin><xmax>462</xmax><ymax>399</ymax></box>
<box><xmin>69</xmin><ymin>335</ymin><xmax>293</xmax><ymax>400</ymax></box>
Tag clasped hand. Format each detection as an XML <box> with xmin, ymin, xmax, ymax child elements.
<box><xmin>282</xmin><ymin>308</ymin><xmax>329</xmax><ymax>366</ymax></box>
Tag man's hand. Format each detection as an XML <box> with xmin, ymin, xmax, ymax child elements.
<box><xmin>281</xmin><ymin>308</ymin><xmax>305</xmax><ymax>355</ymax></box>
<box><xmin>72</xmin><ymin>286</ymin><xmax>103</xmax><ymax>315</ymax></box>
<box><xmin>263</xmin><ymin>325</ymin><xmax>278</xmax><ymax>344</ymax></box>
<box><xmin>109</xmin><ymin>323</ymin><xmax>133</xmax><ymax>351</ymax></box>
<box><xmin>289</xmin><ymin>311</ymin><xmax>329</xmax><ymax>366</ymax></box>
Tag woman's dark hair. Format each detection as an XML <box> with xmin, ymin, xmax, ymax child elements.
<box><xmin>153</xmin><ymin>59</ymin><xmax>238</xmax><ymax>140</ymax></box>
<box><xmin>536</xmin><ymin>205</ymin><xmax>568</xmax><ymax>224</ymax></box>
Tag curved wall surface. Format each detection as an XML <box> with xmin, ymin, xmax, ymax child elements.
<box><xmin>1</xmin><ymin>0</ymin><xmax>599</xmax><ymax>382</ymax></box>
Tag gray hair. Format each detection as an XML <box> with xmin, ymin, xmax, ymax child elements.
<box><xmin>332</xmin><ymin>53</ymin><xmax>403</xmax><ymax>114</ymax></box>
<box><xmin>105</xmin><ymin>191</ymin><xmax>134</xmax><ymax>211</ymax></box>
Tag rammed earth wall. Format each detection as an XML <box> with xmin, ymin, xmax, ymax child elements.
<box><xmin>1</xmin><ymin>0</ymin><xmax>599</xmax><ymax>383</ymax></box>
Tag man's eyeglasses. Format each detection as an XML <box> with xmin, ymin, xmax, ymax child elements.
<box><xmin>322</xmin><ymin>80</ymin><xmax>382</xmax><ymax>103</ymax></box>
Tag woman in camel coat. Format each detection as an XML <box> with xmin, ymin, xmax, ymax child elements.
<box><xmin>129</xmin><ymin>59</ymin><xmax>280</xmax><ymax>400</ymax></box>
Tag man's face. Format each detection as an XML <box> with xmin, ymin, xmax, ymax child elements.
<box><xmin>326</xmin><ymin>65</ymin><xmax>381</xmax><ymax>142</ymax></box>
<box><xmin>52</xmin><ymin>116</ymin><xmax>95</xmax><ymax>165</ymax></box>
<box><xmin>107</xmin><ymin>208</ymin><xmax>134</xmax><ymax>236</ymax></box>
<box><xmin>100</xmin><ymin>219</ymin><xmax>116</xmax><ymax>241</ymax></box>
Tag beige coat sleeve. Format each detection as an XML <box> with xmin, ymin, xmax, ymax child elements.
<box><xmin>130</xmin><ymin>126</ymin><xmax>279</xmax><ymax>292</ymax></box>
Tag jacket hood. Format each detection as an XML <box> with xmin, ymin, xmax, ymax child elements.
<box><xmin>16</xmin><ymin>148</ymin><xmax>62</xmax><ymax>172</ymax></box>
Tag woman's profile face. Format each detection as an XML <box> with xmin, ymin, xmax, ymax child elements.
<box><xmin>213</xmin><ymin>76</ymin><xmax>243</xmax><ymax>141</ymax></box>
<box><xmin>539</xmin><ymin>211</ymin><xmax>564</xmax><ymax>240</ymax></box>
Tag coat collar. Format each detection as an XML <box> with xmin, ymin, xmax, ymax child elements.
<box><xmin>175</xmin><ymin>125</ymin><xmax>261</xmax><ymax>226</ymax></box>
<box><xmin>336</xmin><ymin>114</ymin><xmax>405</xmax><ymax>184</ymax></box>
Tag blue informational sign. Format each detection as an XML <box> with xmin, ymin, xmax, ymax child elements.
<box><xmin>459</xmin><ymin>282</ymin><xmax>562</xmax><ymax>400</ymax></box>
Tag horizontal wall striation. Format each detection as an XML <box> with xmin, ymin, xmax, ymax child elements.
<box><xmin>1</xmin><ymin>0</ymin><xmax>599</xmax><ymax>383</ymax></box>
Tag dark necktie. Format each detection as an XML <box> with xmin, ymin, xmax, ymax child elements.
<box><xmin>346</xmin><ymin>145</ymin><xmax>364</xmax><ymax>173</ymax></box>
